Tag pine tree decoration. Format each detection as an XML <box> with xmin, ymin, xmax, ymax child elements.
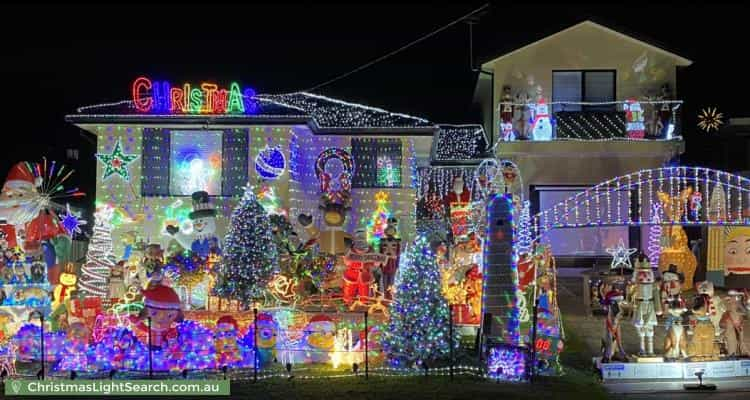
<box><xmin>384</xmin><ymin>234</ymin><xmax>458</xmax><ymax>365</ymax></box>
<box><xmin>213</xmin><ymin>186</ymin><xmax>278</xmax><ymax>305</ymax></box>
<box><xmin>367</xmin><ymin>191</ymin><xmax>392</xmax><ymax>246</ymax></box>
<box><xmin>517</xmin><ymin>200</ymin><xmax>532</xmax><ymax>256</ymax></box>
<box><xmin>79</xmin><ymin>205</ymin><xmax>116</xmax><ymax>297</ymax></box>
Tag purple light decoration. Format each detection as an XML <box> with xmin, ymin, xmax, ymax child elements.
<box><xmin>60</xmin><ymin>204</ymin><xmax>87</xmax><ymax>236</ymax></box>
<box><xmin>487</xmin><ymin>345</ymin><xmax>527</xmax><ymax>381</ymax></box>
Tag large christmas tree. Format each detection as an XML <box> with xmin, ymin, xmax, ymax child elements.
<box><xmin>79</xmin><ymin>206</ymin><xmax>116</xmax><ymax>297</ymax></box>
<box><xmin>213</xmin><ymin>186</ymin><xmax>278</xmax><ymax>305</ymax></box>
<box><xmin>384</xmin><ymin>233</ymin><xmax>457</xmax><ymax>366</ymax></box>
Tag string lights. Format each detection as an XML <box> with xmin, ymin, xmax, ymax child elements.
<box><xmin>79</xmin><ymin>205</ymin><xmax>116</xmax><ymax>297</ymax></box>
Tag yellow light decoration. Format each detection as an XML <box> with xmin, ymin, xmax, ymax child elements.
<box><xmin>698</xmin><ymin>107</ymin><xmax>723</xmax><ymax>132</ymax></box>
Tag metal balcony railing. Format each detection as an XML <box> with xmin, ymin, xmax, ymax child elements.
<box><xmin>497</xmin><ymin>99</ymin><xmax>683</xmax><ymax>141</ymax></box>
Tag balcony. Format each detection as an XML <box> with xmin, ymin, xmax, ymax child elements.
<box><xmin>497</xmin><ymin>99</ymin><xmax>683</xmax><ymax>142</ymax></box>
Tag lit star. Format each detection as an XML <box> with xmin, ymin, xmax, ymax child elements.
<box><xmin>96</xmin><ymin>139</ymin><xmax>139</xmax><ymax>181</ymax></box>
<box><xmin>60</xmin><ymin>203</ymin><xmax>87</xmax><ymax>236</ymax></box>
<box><xmin>606</xmin><ymin>239</ymin><xmax>637</xmax><ymax>270</ymax></box>
<box><xmin>697</xmin><ymin>107</ymin><xmax>723</xmax><ymax>133</ymax></box>
<box><xmin>375</xmin><ymin>191</ymin><xmax>389</xmax><ymax>203</ymax></box>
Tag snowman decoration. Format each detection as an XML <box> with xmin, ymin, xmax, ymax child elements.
<box><xmin>530</xmin><ymin>96</ymin><xmax>553</xmax><ymax>141</ymax></box>
<box><xmin>166</xmin><ymin>191</ymin><xmax>221</xmax><ymax>258</ymax></box>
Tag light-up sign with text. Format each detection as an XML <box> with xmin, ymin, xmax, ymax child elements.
<box><xmin>131</xmin><ymin>76</ymin><xmax>258</xmax><ymax>114</ymax></box>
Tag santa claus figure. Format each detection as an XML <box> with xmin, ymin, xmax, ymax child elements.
<box><xmin>342</xmin><ymin>229</ymin><xmax>387</xmax><ymax>304</ymax></box>
<box><xmin>445</xmin><ymin>175</ymin><xmax>471</xmax><ymax>243</ymax></box>
<box><xmin>0</xmin><ymin>162</ymin><xmax>69</xmax><ymax>283</ymax></box>
<box><xmin>133</xmin><ymin>282</ymin><xmax>183</xmax><ymax>348</ymax></box>
<box><xmin>378</xmin><ymin>218</ymin><xmax>401</xmax><ymax>298</ymax></box>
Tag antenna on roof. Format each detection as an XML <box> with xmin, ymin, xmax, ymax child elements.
<box><xmin>465</xmin><ymin>6</ymin><xmax>491</xmax><ymax>72</ymax></box>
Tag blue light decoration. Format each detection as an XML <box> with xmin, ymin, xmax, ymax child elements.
<box><xmin>487</xmin><ymin>344</ymin><xmax>527</xmax><ymax>381</ymax></box>
<box><xmin>60</xmin><ymin>203</ymin><xmax>87</xmax><ymax>236</ymax></box>
<box><xmin>482</xmin><ymin>193</ymin><xmax>521</xmax><ymax>345</ymax></box>
<box><xmin>255</xmin><ymin>145</ymin><xmax>287</xmax><ymax>180</ymax></box>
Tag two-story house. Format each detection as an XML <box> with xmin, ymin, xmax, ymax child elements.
<box><xmin>474</xmin><ymin>20</ymin><xmax>692</xmax><ymax>260</ymax></box>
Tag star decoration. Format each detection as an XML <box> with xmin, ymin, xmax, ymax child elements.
<box><xmin>60</xmin><ymin>203</ymin><xmax>87</xmax><ymax>236</ymax></box>
<box><xmin>96</xmin><ymin>139</ymin><xmax>139</xmax><ymax>181</ymax></box>
<box><xmin>697</xmin><ymin>107</ymin><xmax>723</xmax><ymax>133</ymax></box>
<box><xmin>606</xmin><ymin>239</ymin><xmax>637</xmax><ymax>270</ymax></box>
<box><xmin>375</xmin><ymin>191</ymin><xmax>389</xmax><ymax>203</ymax></box>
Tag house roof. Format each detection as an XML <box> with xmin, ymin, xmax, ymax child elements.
<box><xmin>480</xmin><ymin>20</ymin><xmax>693</xmax><ymax>68</ymax></box>
<box><xmin>430</xmin><ymin>124</ymin><xmax>490</xmax><ymax>165</ymax></box>
<box><xmin>66</xmin><ymin>91</ymin><xmax>435</xmax><ymax>135</ymax></box>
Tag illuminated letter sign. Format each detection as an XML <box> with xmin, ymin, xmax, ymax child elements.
<box><xmin>131</xmin><ymin>76</ymin><xmax>258</xmax><ymax>114</ymax></box>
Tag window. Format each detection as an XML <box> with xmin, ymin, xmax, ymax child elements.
<box><xmin>351</xmin><ymin>138</ymin><xmax>402</xmax><ymax>188</ymax></box>
<box><xmin>66</xmin><ymin>149</ymin><xmax>79</xmax><ymax>160</ymax></box>
<box><xmin>552</xmin><ymin>70</ymin><xmax>615</xmax><ymax>112</ymax></box>
<box><xmin>141</xmin><ymin>128</ymin><xmax>248</xmax><ymax>197</ymax></box>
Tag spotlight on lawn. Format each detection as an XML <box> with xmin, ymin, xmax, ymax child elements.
<box><xmin>109</xmin><ymin>369</ymin><xmax>117</xmax><ymax>380</ymax></box>
<box><xmin>70</xmin><ymin>371</ymin><xmax>77</xmax><ymax>380</ymax></box>
<box><xmin>181</xmin><ymin>369</ymin><xmax>189</xmax><ymax>379</ymax></box>
<box><xmin>352</xmin><ymin>363</ymin><xmax>359</xmax><ymax>375</ymax></box>
<box><xmin>221</xmin><ymin>365</ymin><xmax>228</xmax><ymax>380</ymax></box>
<box><xmin>684</xmin><ymin>370</ymin><xmax>717</xmax><ymax>391</ymax></box>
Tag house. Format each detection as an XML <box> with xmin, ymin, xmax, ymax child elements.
<box><xmin>66</xmin><ymin>79</ymin><xmax>448</xmax><ymax>255</ymax></box>
<box><xmin>474</xmin><ymin>20</ymin><xmax>693</xmax><ymax>260</ymax></box>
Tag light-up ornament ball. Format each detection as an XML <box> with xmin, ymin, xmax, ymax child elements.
<box><xmin>255</xmin><ymin>145</ymin><xmax>286</xmax><ymax>180</ymax></box>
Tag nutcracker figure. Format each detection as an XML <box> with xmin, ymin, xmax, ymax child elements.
<box><xmin>601</xmin><ymin>290</ymin><xmax>626</xmax><ymax>362</ymax></box>
<box><xmin>378</xmin><ymin>217</ymin><xmax>401</xmax><ymax>298</ymax></box>
<box><xmin>500</xmin><ymin>85</ymin><xmax>515</xmax><ymax>141</ymax></box>
<box><xmin>629</xmin><ymin>260</ymin><xmax>662</xmax><ymax>355</ymax></box>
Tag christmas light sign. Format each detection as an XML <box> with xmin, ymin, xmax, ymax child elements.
<box><xmin>131</xmin><ymin>76</ymin><xmax>258</xmax><ymax>114</ymax></box>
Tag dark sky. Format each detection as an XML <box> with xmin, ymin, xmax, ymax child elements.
<box><xmin>1</xmin><ymin>3</ymin><xmax>747</xmax><ymax>210</ymax></box>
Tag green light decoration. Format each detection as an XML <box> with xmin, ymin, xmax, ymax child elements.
<box><xmin>96</xmin><ymin>139</ymin><xmax>139</xmax><ymax>182</ymax></box>
<box><xmin>367</xmin><ymin>191</ymin><xmax>391</xmax><ymax>246</ymax></box>
<box><xmin>213</xmin><ymin>186</ymin><xmax>278</xmax><ymax>306</ymax></box>
<box><xmin>384</xmin><ymin>232</ymin><xmax>459</xmax><ymax>366</ymax></box>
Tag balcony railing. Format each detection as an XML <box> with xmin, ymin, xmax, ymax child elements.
<box><xmin>497</xmin><ymin>99</ymin><xmax>682</xmax><ymax>141</ymax></box>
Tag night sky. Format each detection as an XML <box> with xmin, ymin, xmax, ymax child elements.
<box><xmin>1</xmin><ymin>3</ymin><xmax>747</xmax><ymax>212</ymax></box>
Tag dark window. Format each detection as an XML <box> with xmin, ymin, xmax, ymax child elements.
<box><xmin>351</xmin><ymin>138</ymin><xmax>402</xmax><ymax>188</ymax></box>
<box><xmin>553</xmin><ymin>70</ymin><xmax>616</xmax><ymax>112</ymax></box>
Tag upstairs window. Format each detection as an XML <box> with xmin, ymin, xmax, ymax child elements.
<box><xmin>552</xmin><ymin>70</ymin><xmax>616</xmax><ymax>112</ymax></box>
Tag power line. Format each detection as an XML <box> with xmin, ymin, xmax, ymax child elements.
<box><xmin>304</xmin><ymin>3</ymin><xmax>490</xmax><ymax>93</ymax></box>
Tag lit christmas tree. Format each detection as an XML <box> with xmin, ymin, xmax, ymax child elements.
<box><xmin>384</xmin><ymin>233</ymin><xmax>457</xmax><ymax>366</ymax></box>
<box><xmin>213</xmin><ymin>186</ymin><xmax>278</xmax><ymax>305</ymax></box>
<box><xmin>79</xmin><ymin>205</ymin><xmax>116</xmax><ymax>297</ymax></box>
<box><xmin>367</xmin><ymin>191</ymin><xmax>392</xmax><ymax>246</ymax></box>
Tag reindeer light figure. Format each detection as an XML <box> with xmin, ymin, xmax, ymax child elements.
<box><xmin>657</xmin><ymin>189</ymin><xmax>698</xmax><ymax>289</ymax></box>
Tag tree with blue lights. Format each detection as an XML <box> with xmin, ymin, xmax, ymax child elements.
<box><xmin>384</xmin><ymin>233</ymin><xmax>457</xmax><ymax>366</ymax></box>
<box><xmin>213</xmin><ymin>187</ymin><xmax>278</xmax><ymax>306</ymax></box>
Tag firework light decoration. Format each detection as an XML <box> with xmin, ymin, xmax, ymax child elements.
<box><xmin>7</xmin><ymin>160</ymin><xmax>85</xmax><ymax>226</ymax></box>
<box><xmin>59</xmin><ymin>203</ymin><xmax>87</xmax><ymax>236</ymax></box>
<box><xmin>698</xmin><ymin>107</ymin><xmax>723</xmax><ymax>132</ymax></box>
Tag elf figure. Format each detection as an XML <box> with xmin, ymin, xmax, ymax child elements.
<box><xmin>464</xmin><ymin>264</ymin><xmax>482</xmax><ymax>324</ymax></box>
<box><xmin>166</xmin><ymin>191</ymin><xmax>221</xmax><ymax>258</ymax></box>
<box><xmin>378</xmin><ymin>218</ymin><xmax>401</xmax><ymax>298</ymax></box>
<box><xmin>142</xmin><ymin>243</ymin><xmax>164</xmax><ymax>282</ymax></box>
<box><xmin>342</xmin><ymin>229</ymin><xmax>387</xmax><ymax>304</ymax></box>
